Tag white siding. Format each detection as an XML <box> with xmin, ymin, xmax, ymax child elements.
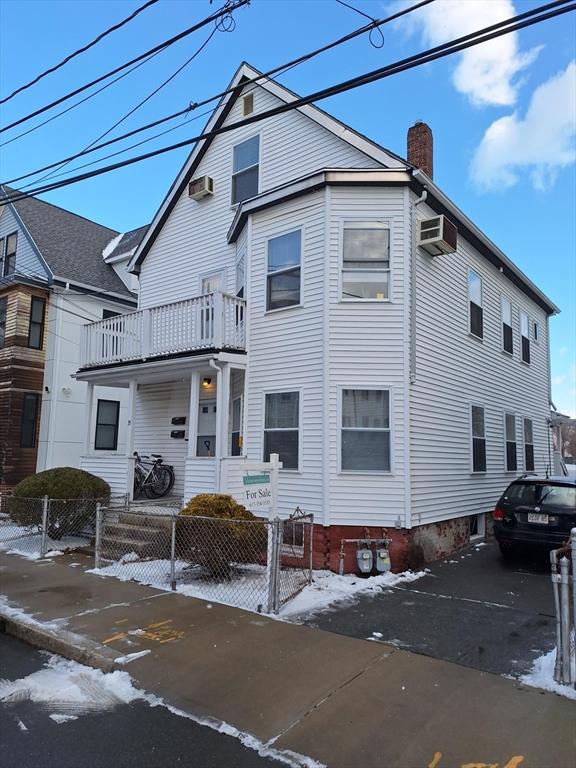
<box><xmin>409</xmin><ymin>195</ymin><xmax>551</xmax><ymax>525</ymax></box>
<box><xmin>325</xmin><ymin>187</ymin><xmax>408</xmax><ymax>526</ymax></box>
<box><xmin>80</xmin><ymin>455</ymin><xmax>129</xmax><ymax>496</ymax></box>
<box><xmin>138</xmin><ymin>83</ymin><xmax>380</xmax><ymax>310</ymax></box>
<box><xmin>184</xmin><ymin>457</ymin><xmax>216</xmax><ymax>499</ymax></box>
<box><xmin>0</xmin><ymin>205</ymin><xmax>50</xmax><ymax>280</ymax></box>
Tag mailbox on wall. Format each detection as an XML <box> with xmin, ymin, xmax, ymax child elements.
<box><xmin>170</xmin><ymin>430</ymin><xmax>185</xmax><ymax>439</ymax></box>
<box><xmin>171</xmin><ymin>416</ymin><xmax>186</xmax><ymax>425</ymax></box>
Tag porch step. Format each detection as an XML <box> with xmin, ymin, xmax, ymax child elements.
<box><xmin>117</xmin><ymin>512</ymin><xmax>174</xmax><ymax>528</ymax></box>
<box><xmin>100</xmin><ymin>535</ymin><xmax>159</xmax><ymax>559</ymax></box>
<box><xmin>103</xmin><ymin>521</ymin><xmax>167</xmax><ymax>541</ymax></box>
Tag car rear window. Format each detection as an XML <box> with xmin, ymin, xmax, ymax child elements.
<box><xmin>504</xmin><ymin>482</ymin><xmax>576</xmax><ymax>508</ymax></box>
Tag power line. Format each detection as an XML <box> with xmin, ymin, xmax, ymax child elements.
<box><xmin>0</xmin><ymin>0</ymin><xmax>160</xmax><ymax>105</ymax></box>
<box><xmin>0</xmin><ymin>0</ymin><xmax>250</xmax><ymax>135</ymax></box>
<box><xmin>2</xmin><ymin>0</ymin><xmax>435</xmax><ymax>187</ymax></box>
<box><xmin>3</xmin><ymin>0</ymin><xmax>572</xmax><ymax>206</ymax></box>
<box><xmin>335</xmin><ymin>0</ymin><xmax>384</xmax><ymax>47</ymax></box>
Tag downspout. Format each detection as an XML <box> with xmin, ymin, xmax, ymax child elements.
<box><xmin>209</xmin><ymin>358</ymin><xmax>224</xmax><ymax>491</ymax></box>
<box><xmin>410</xmin><ymin>187</ymin><xmax>427</xmax><ymax>384</ymax></box>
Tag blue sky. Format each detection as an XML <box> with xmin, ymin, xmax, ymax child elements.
<box><xmin>1</xmin><ymin>0</ymin><xmax>574</xmax><ymax>414</ymax></box>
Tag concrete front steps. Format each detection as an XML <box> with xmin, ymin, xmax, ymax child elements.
<box><xmin>100</xmin><ymin>511</ymin><xmax>172</xmax><ymax>561</ymax></box>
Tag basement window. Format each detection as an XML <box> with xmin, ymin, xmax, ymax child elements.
<box><xmin>231</xmin><ymin>135</ymin><xmax>259</xmax><ymax>205</ymax></box>
<box><xmin>468</xmin><ymin>270</ymin><xmax>483</xmax><ymax>339</ymax></box>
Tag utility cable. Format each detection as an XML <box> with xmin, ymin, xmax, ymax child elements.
<box><xmin>335</xmin><ymin>0</ymin><xmax>384</xmax><ymax>47</ymax></box>
<box><xmin>0</xmin><ymin>0</ymin><xmax>160</xmax><ymax>104</ymax></box>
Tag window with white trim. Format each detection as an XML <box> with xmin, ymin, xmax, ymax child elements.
<box><xmin>520</xmin><ymin>311</ymin><xmax>530</xmax><ymax>364</ymax></box>
<box><xmin>232</xmin><ymin>135</ymin><xmax>259</xmax><ymax>205</ymax></box>
<box><xmin>342</xmin><ymin>222</ymin><xmax>390</xmax><ymax>300</ymax></box>
<box><xmin>266</xmin><ymin>230</ymin><xmax>301</xmax><ymax>311</ymax></box>
<box><xmin>524</xmin><ymin>418</ymin><xmax>535</xmax><ymax>471</ymax></box>
<box><xmin>341</xmin><ymin>389</ymin><xmax>391</xmax><ymax>472</ymax></box>
<box><xmin>235</xmin><ymin>253</ymin><xmax>245</xmax><ymax>299</ymax></box>
<box><xmin>95</xmin><ymin>399</ymin><xmax>120</xmax><ymax>451</ymax></box>
<box><xmin>471</xmin><ymin>405</ymin><xmax>486</xmax><ymax>472</ymax></box>
<box><xmin>505</xmin><ymin>413</ymin><xmax>517</xmax><ymax>471</ymax></box>
<box><xmin>468</xmin><ymin>270</ymin><xmax>483</xmax><ymax>338</ymax></box>
<box><xmin>501</xmin><ymin>296</ymin><xmax>513</xmax><ymax>354</ymax></box>
<box><xmin>533</xmin><ymin>320</ymin><xmax>540</xmax><ymax>343</ymax></box>
<box><xmin>3</xmin><ymin>232</ymin><xmax>17</xmax><ymax>276</ymax></box>
<box><xmin>264</xmin><ymin>392</ymin><xmax>299</xmax><ymax>469</ymax></box>
<box><xmin>231</xmin><ymin>396</ymin><xmax>243</xmax><ymax>457</ymax></box>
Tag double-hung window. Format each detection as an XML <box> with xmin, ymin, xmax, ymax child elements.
<box><xmin>95</xmin><ymin>399</ymin><xmax>120</xmax><ymax>451</ymax></box>
<box><xmin>524</xmin><ymin>418</ymin><xmax>535</xmax><ymax>471</ymax></box>
<box><xmin>505</xmin><ymin>413</ymin><xmax>517</xmax><ymax>471</ymax></box>
<box><xmin>264</xmin><ymin>392</ymin><xmax>299</xmax><ymax>469</ymax></box>
<box><xmin>342</xmin><ymin>222</ymin><xmax>390</xmax><ymax>300</ymax></box>
<box><xmin>232</xmin><ymin>135</ymin><xmax>259</xmax><ymax>205</ymax></box>
<box><xmin>520</xmin><ymin>311</ymin><xmax>531</xmax><ymax>364</ymax></box>
<box><xmin>266</xmin><ymin>230</ymin><xmax>301</xmax><ymax>311</ymax></box>
<box><xmin>501</xmin><ymin>296</ymin><xmax>513</xmax><ymax>354</ymax></box>
<box><xmin>20</xmin><ymin>393</ymin><xmax>40</xmax><ymax>448</ymax></box>
<box><xmin>468</xmin><ymin>270</ymin><xmax>483</xmax><ymax>338</ymax></box>
<box><xmin>341</xmin><ymin>389</ymin><xmax>391</xmax><ymax>472</ymax></box>
<box><xmin>533</xmin><ymin>321</ymin><xmax>540</xmax><ymax>343</ymax></box>
<box><xmin>28</xmin><ymin>296</ymin><xmax>46</xmax><ymax>349</ymax></box>
<box><xmin>471</xmin><ymin>405</ymin><xmax>486</xmax><ymax>472</ymax></box>
<box><xmin>3</xmin><ymin>233</ymin><xmax>17</xmax><ymax>276</ymax></box>
<box><xmin>0</xmin><ymin>297</ymin><xmax>6</xmax><ymax>349</ymax></box>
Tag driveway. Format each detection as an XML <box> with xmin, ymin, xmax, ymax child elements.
<box><xmin>303</xmin><ymin>541</ymin><xmax>556</xmax><ymax>677</ymax></box>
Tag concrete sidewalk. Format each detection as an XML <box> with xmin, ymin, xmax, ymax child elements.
<box><xmin>1</xmin><ymin>551</ymin><xmax>574</xmax><ymax>768</ymax></box>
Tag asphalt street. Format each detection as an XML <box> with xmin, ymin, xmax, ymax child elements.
<box><xmin>0</xmin><ymin>633</ymin><xmax>281</xmax><ymax>768</ymax></box>
<box><xmin>305</xmin><ymin>541</ymin><xmax>556</xmax><ymax>677</ymax></box>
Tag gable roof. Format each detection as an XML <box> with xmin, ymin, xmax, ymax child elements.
<box><xmin>104</xmin><ymin>225</ymin><xmax>149</xmax><ymax>261</ymax></box>
<box><xmin>129</xmin><ymin>62</ymin><xmax>408</xmax><ymax>272</ymax></box>
<box><xmin>0</xmin><ymin>186</ymin><xmax>135</xmax><ymax>299</ymax></box>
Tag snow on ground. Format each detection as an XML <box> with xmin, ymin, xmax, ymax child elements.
<box><xmin>520</xmin><ymin>649</ymin><xmax>576</xmax><ymax>700</ymax></box>
<box><xmin>0</xmin><ymin>652</ymin><xmax>323</xmax><ymax>767</ymax></box>
<box><xmin>0</xmin><ymin>522</ymin><xmax>87</xmax><ymax>560</ymax></box>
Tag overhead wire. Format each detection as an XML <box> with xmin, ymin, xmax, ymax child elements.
<box><xmin>0</xmin><ymin>0</ymin><xmax>160</xmax><ymax>104</ymax></box>
<box><xmin>2</xmin><ymin>0</ymin><xmax>436</xmax><ymax>187</ymax></box>
<box><xmin>335</xmin><ymin>0</ymin><xmax>385</xmax><ymax>47</ymax></box>
<box><xmin>2</xmin><ymin>0</ymin><xmax>573</xmax><ymax>205</ymax></box>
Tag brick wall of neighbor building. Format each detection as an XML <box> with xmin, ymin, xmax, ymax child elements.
<box><xmin>0</xmin><ymin>284</ymin><xmax>48</xmax><ymax>490</ymax></box>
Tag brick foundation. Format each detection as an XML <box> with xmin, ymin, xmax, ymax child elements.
<box><xmin>312</xmin><ymin>516</ymin><xmax>473</xmax><ymax>574</ymax></box>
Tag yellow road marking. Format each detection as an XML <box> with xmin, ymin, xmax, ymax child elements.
<box><xmin>102</xmin><ymin>632</ymin><xmax>127</xmax><ymax>644</ymax></box>
<box><xmin>429</xmin><ymin>753</ymin><xmax>443</xmax><ymax>768</ymax></box>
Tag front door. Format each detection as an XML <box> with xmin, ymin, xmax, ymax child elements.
<box><xmin>197</xmin><ymin>399</ymin><xmax>216</xmax><ymax>456</ymax></box>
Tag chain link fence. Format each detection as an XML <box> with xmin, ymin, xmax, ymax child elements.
<box><xmin>550</xmin><ymin>528</ymin><xmax>576</xmax><ymax>688</ymax></box>
<box><xmin>0</xmin><ymin>494</ymin><xmax>128</xmax><ymax>560</ymax></box>
<box><xmin>94</xmin><ymin>505</ymin><xmax>313</xmax><ymax>614</ymax></box>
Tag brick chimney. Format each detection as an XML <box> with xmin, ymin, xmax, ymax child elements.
<box><xmin>407</xmin><ymin>121</ymin><xmax>433</xmax><ymax>179</ymax></box>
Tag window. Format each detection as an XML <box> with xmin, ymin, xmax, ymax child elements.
<box><xmin>342</xmin><ymin>222</ymin><xmax>390</xmax><ymax>300</ymax></box>
<box><xmin>235</xmin><ymin>253</ymin><xmax>245</xmax><ymax>299</ymax></box>
<box><xmin>3</xmin><ymin>233</ymin><xmax>17</xmax><ymax>276</ymax></box>
<box><xmin>20</xmin><ymin>393</ymin><xmax>39</xmax><ymax>448</ymax></box>
<box><xmin>95</xmin><ymin>399</ymin><xmax>120</xmax><ymax>450</ymax></box>
<box><xmin>102</xmin><ymin>308</ymin><xmax>120</xmax><ymax>319</ymax></box>
<box><xmin>27</xmin><ymin>296</ymin><xmax>45</xmax><ymax>350</ymax></box>
<box><xmin>524</xmin><ymin>418</ymin><xmax>535</xmax><ymax>471</ymax></box>
<box><xmin>264</xmin><ymin>392</ymin><xmax>299</xmax><ymax>469</ymax></box>
<box><xmin>501</xmin><ymin>296</ymin><xmax>513</xmax><ymax>354</ymax></box>
<box><xmin>0</xmin><ymin>297</ymin><xmax>6</xmax><ymax>349</ymax></box>
<box><xmin>231</xmin><ymin>396</ymin><xmax>243</xmax><ymax>456</ymax></box>
<box><xmin>232</xmin><ymin>135</ymin><xmax>259</xmax><ymax>205</ymax></box>
<box><xmin>533</xmin><ymin>320</ymin><xmax>540</xmax><ymax>343</ymax></box>
<box><xmin>505</xmin><ymin>413</ymin><xmax>517</xmax><ymax>471</ymax></box>
<box><xmin>0</xmin><ymin>237</ymin><xmax>4</xmax><ymax>274</ymax></box>
<box><xmin>266</xmin><ymin>230</ymin><xmax>301</xmax><ymax>311</ymax></box>
<box><xmin>341</xmin><ymin>389</ymin><xmax>391</xmax><ymax>472</ymax></box>
<box><xmin>468</xmin><ymin>270</ymin><xmax>483</xmax><ymax>338</ymax></box>
<box><xmin>520</xmin><ymin>311</ymin><xmax>530</xmax><ymax>364</ymax></box>
<box><xmin>242</xmin><ymin>93</ymin><xmax>254</xmax><ymax>116</ymax></box>
<box><xmin>471</xmin><ymin>405</ymin><xmax>486</xmax><ymax>472</ymax></box>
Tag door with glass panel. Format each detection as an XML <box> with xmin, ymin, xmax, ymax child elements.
<box><xmin>200</xmin><ymin>273</ymin><xmax>222</xmax><ymax>343</ymax></box>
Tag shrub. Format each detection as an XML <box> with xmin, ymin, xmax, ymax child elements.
<box><xmin>10</xmin><ymin>467</ymin><xmax>110</xmax><ymax>540</ymax></box>
<box><xmin>178</xmin><ymin>494</ymin><xmax>267</xmax><ymax>579</ymax></box>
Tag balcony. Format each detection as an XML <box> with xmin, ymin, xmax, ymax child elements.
<box><xmin>80</xmin><ymin>292</ymin><xmax>246</xmax><ymax>369</ymax></box>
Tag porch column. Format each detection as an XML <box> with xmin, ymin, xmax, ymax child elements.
<box><xmin>126</xmin><ymin>380</ymin><xmax>137</xmax><ymax>456</ymax></box>
<box><xmin>84</xmin><ymin>382</ymin><xmax>94</xmax><ymax>455</ymax></box>
<box><xmin>188</xmin><ymin>372</ymin><xmax>200</xmax><ymax>457</ymax></box>
<box><xmin>214</xmin><ymin>362</ymin><xmax>230</xmax><ymax>493</ymax></box>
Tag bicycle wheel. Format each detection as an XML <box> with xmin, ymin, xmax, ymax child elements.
<box><xmin>133</xmin><ymin>466</ymin><xmax>146</xmax><ymax>499</ymax></box>
<box><xmin>145</xmin><ymin>465</ymin><xmax>174</xmax><ymax>498</ymax></box>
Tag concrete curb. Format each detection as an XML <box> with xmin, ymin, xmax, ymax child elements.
<box><xmin>0</xmin><ymin>612</ymin><xmax>118</xmax><ymax>673</ymax></box>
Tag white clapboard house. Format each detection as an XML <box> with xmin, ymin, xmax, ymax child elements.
<box><xmin>76</xmin><ymin>64</ymin><xmax>559</xmax><ymax>570</ymax></box>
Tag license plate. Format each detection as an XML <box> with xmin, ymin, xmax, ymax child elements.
<box><xmin>528</xmin><ymin>512</ymin><xmax>549</xmax><ymax>524</ymax></box>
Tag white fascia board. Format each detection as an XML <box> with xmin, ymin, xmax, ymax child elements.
<box><xmin>412</xmin><ymin>169</ymin><xmax>560</xmax><ymax>315</ymax></box>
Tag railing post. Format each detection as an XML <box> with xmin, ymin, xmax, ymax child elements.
<box><xmin>141</xmin><ymin>308</ymin><xmax>151</xmax><ymax>359</ymax></box>
<box><xmin>95</xmin><ymin>502</ymin><xmax>102</xmax><ymax>569</ymax></box>
<box><xmin>559</xmin><ymin>555</ymin><xmax>571</xmax><ymax>684</ymax></box>
<box><xmin>213</xmin><ymin>292</ymin><xmax>224</xmax><ymax>349</ymax></box>
<box><xmin>170</xmin><ymin>516</ymin><xmax>177</xmax><ymax>591</ymax></box>
<box><xmin>40</xmin><ymin>496</ymin><xmax>49</xmax><ymax>557</ymax></box>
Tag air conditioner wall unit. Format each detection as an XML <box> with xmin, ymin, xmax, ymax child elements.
<box><xmin>188</xmin><ymin>175</ymin><xmax>214</xmax><ymax>201</ymax></box>
<box><xmin>418</xmin><ymin>215</ymin><xmax>458</xmax><ymax>256</ymax></box>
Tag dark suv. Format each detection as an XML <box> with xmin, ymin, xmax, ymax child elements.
<box><xmin>493</xmin><ymin>475</ymin><xmax>576</xmax><ymax>556</ymax></box>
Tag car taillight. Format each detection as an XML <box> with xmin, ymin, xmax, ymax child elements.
<box><xmin>493</xmin><ymin>506</ymin><xmax>504</xmax><ymax>521</ymax></box>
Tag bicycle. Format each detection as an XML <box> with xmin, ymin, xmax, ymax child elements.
<box><xmin>133</xmin><ymin>452</ymin><xmax>175</xmax><ymax>499</ymax></box>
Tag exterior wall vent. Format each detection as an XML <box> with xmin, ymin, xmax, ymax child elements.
<box><xmin>188</xmin><ymin>176</ymin><xmax>214</xmax><ymax>201</ymax></box>
<box><xmin>418</xmin><ymin>215</ymin><xmax>458</xmax><ymax>256</ymax></box>
<box><xmin>242</xmin><ymin>93</ymin><xmax>254</xmax><ymax>116</ymax></box>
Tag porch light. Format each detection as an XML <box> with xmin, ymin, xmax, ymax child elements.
<box><xmin>202</xmin><ymin>377</ymin><xmax>212</xmax><ymax>388</ymax></box>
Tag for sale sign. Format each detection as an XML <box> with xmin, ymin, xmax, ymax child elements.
<box><xmin>242</xmin><ymin>472</ymin><xmax>273</xmax><ymax>512</ymax></box>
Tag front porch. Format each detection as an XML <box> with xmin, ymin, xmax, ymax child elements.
<box><xmin>78</xmin><ymin>356</ymin><xmax>247</xmax><ymax>503</ymax></box>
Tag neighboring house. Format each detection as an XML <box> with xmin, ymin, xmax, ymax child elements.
<box><xmin>75</xmin><ymin>63</ymin><xmax>559</xmax><ymax>570</ymax></box>
<box><xmin>0</xmin><ymin>185</ymin><xmax>144</xmax><ymax>489</ymax></box>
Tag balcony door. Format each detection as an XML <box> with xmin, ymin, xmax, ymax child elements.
<box><xmin>200</xmin><ymin>273</ymin><xmax>223</xmax><ymax>342</ymax></box>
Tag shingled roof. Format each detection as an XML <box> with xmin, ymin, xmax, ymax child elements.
<box><xmin>104</xmin><ymin>225</ymin><xmax>149</xmax><ymax>260</ymax></box>
<box><xmin>1</xmin><ymin>186</ymin><xmax>134</xmax><ymax>298</ymax></box>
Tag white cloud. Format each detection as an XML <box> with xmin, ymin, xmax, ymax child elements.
<box><xmin>471</xmin><ymin>62</ymin><xmax>576</xmax><ymax>190</ymax></box>
<box><xmin>552</xmin><ymin>375</ymin><xmax>567</xmax><ymax>386</ymax></box>
<box><xmin>395</xmin><ymin>0</ymin><xmax>541</xmax><ymax>107</ymax></box>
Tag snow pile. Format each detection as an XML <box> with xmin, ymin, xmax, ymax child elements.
<box><xmin>0</xmin><ymin>522</ymin><xmax>87</xmax><ymax>560</ymax></box>
<box><xmin>520</xmin><ymin>649</ymin><xmax>576</xmax><ymax>701</ymax></box>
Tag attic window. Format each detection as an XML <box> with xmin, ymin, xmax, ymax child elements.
<box><xmin>3</xmin><ymin>232</ymin><xmax>17</xmax><ymax>276</ymax></box>
<box><xmin>242</xmin><ymin>93</ymin><xmax>254</xmax><ymax>116</ymax></box>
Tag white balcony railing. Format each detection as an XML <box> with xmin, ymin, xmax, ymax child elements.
<box><xmin>80</xmin><ymin>292</ymin><xmax>246</xmax><ymax>368</ymax></box>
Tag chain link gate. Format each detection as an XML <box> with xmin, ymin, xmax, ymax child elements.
<box><xmin>550</xmin><ymin>528</ymin><xmax>576</xmax><ymax>688</ymax></box>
